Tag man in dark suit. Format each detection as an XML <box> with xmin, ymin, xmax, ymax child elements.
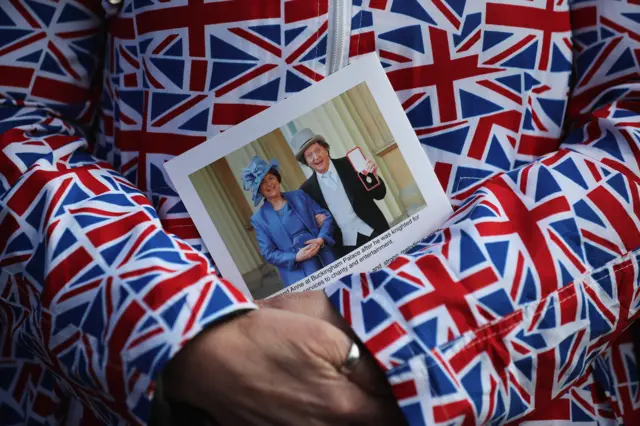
<box><xmin>291</xmin><ymin>128</ymin><xmax>390</xmax><ymax>258</ymax></box>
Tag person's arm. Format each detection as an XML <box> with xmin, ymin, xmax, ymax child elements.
<box><xmin>305</xmin><ymin>193</ymin><xmax>336</xmax><ymax>247</ymax></box>
<box><xmin>1</xmin><ymin>87</ymin><xmax>257</xmax><ymax>426</ymax></box>
<box><xmin>252</xmin><ymin>216</ymin><xmax>298</xmax><ymax>270</ymax></box>
<box><xmin>321</xmin><ymin>1</ymin><xmax>640</xmax><ymax>424</ymax></box>
<box><xmin>0</xmin><ymin>3</ymin><xmax>257</xmax><ymax>424</ymax></box>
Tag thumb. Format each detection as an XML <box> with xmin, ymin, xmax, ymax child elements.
<box><xmin>311</xmin><ymin>323</ymin><xmax>405</xmax><ymax>424</ymax></box>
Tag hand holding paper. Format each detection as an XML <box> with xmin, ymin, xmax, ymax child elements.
<box><xmin>258</xmin><ymin>292</ymin><xmax>407</xmax><ymax>416</ymax></box>
<box><xmin>346</xmin><ymin>147</ymin><xmax>369</xmax><ymax>172</ymax></box>
<box><xmin>363</xmin><ymin>159</ymin><xmax>377</xmax><ymax>176</ymax></box>
<box><xmin>162</xmin><ymin>308</ymin><xmax>404</xmax><ymax>426</ymax></box>
<box><xmin>345</xmin><ymin>148</ymin><xmax>378</xmax><ymax>176</ymax></box>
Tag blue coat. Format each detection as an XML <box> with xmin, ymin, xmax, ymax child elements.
<box><xmin>251</xmin><ymin>190</ymin><xmax>337</xmax><ymax>287</ymax></box>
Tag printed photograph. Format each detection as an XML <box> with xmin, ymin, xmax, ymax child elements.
<box><xmin>189</xmin><ymin>82</ymin><xmax>427</xmax><ymax>299</ymax></box>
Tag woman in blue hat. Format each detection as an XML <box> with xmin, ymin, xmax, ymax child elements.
<box><xmin>242</xmin><ymin>156</ymin><xmax>338</xmax><ymax>288</ymax></box>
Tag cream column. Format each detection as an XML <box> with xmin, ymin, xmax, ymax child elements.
<box><xmin>190</xmin><ymin>163</ymin><xmax>263</xmax><ymax>275</ymax></box>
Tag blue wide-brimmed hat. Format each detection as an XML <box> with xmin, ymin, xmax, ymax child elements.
<box><xmin>241</xmin><ymin>156</ymin><xmax>280</xmax><ymax>206</ymax></box>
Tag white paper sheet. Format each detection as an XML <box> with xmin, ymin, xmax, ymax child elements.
<box><xmin>165</xmin><ymin>53</ymin><xmax>453</xmax><ymax>300</ymax></box>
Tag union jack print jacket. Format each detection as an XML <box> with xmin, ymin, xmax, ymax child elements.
<box><xmin>1</xmin><ymin>0</ymin><xmax>640</xmax><ymax>424</ymax></box>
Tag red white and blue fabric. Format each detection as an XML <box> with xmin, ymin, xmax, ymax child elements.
<box><xmin>1</xmin><ymin>0</ymin><xmax>639</xmax><ymax>425</ymax></box>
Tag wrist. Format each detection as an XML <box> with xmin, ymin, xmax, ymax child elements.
<box><xmin>162</xmin><ymin>310</ymin><xmax>249</xmax><ymax>408</ymax></box>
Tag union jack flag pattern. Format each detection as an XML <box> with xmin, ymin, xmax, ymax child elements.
<box><xmin>329</xmin><ymin>0</ymin><xmax>640</xmax><ymax>425</ymax></box>
<box><xmin>0</xmin><ymin>0</ymin><xmax>639</xmax><ymax>425</ymax></box>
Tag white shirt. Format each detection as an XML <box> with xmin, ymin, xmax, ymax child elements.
<box><xmin>317</xmin><ymin>161</ymin><xmax>374</xmax><ymax>246</ymax></box>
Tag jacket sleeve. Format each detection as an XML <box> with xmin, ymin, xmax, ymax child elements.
<box><xmin>326</xmin><ymin>1</ymin><xmax>640</xmax><ymax>424</ymax></box>
<box><xmin>252</xmin><ymin>216</ymin><xmax>298</xmax><ymax>270</ymax></box>
<box><xmin>0</xmin><ymin>5</ymin><xmax>255</xmax><ymax>425</ymax></box>
<box><xmin>304</xmin><ymin>192</ymin><xmax>336</xmax><ymax>247</ymax></box>
<box><xmin>369</xmin><ymin>173</ymin><xmax>387</xmax><ymax>201</ymax></box>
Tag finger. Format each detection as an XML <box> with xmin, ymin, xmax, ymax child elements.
<box><xmin>304</xmin><ymin>325</ymin><xmax>387</xmax><ymax>423</ymax></box>
<box><xmin>343</xmin><ymin>344</ymin><xmax>393</xmax><ymax>398</ymax></box>
<box><xmin>322</xmin><ymin>380</ymin><xmax>401</xmax><ymax>425</ymax></box>
<box><xmin>314</xmin><ymin>323</ymin><xmax>394</xmax><ymax>400</ymax></box>
<box><xmin>335</xmin><ymin>345</ymin><xmax>407</xmax><ymax>425</ymax></box>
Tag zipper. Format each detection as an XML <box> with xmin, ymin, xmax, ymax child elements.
<box><xmin>326</xmin><ymin>0</ymin><xmax>352</xmax><ymax>75</ymax></box>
